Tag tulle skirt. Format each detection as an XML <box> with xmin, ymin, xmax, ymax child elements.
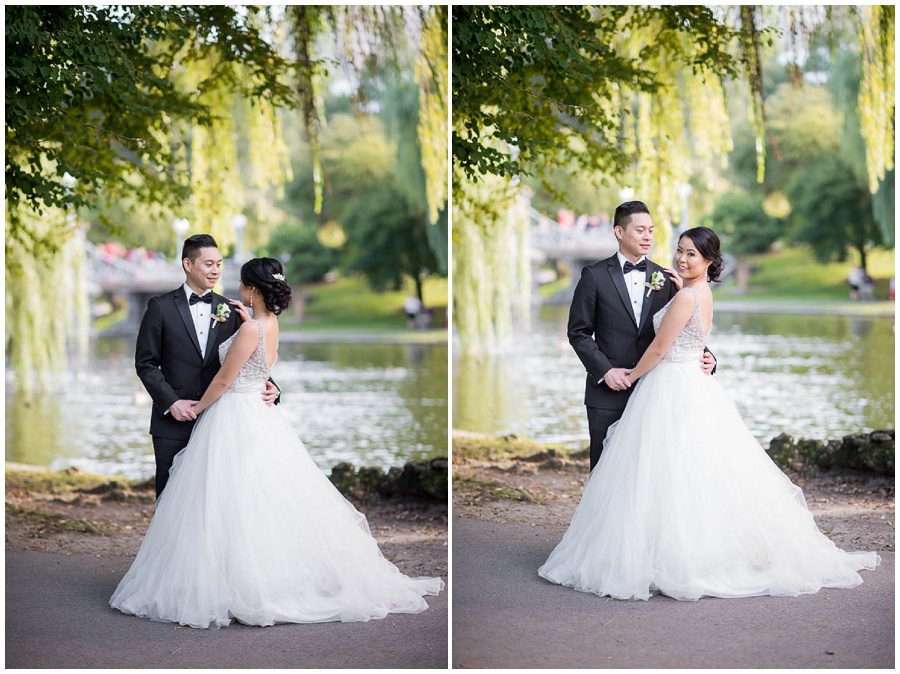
<box><xmin>110</xmin><ymin>390</ymin><xmax>443</xmax><ymax>628</ymax></box>
<box><xmin>538</xmin><ymin>358</ymin><xmax>881</xmax><ymax>601</ymax></box>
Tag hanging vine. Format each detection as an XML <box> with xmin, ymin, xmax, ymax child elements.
<box><xmin>415</xmin><ymin>6</ymin><xmax>449</xmax><ymax>228</ymax></box>
<box><xmin>740</xmin><ymin>5</ymin><xmax>767</xmax><ymax>184</ymax></box>
<box><xmin>857</xmin><ymin>5</ymin><xmax>895</xmax><ymax>194</ymax></box>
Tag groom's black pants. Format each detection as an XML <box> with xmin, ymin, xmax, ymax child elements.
<box><xmin>586</xmin><ymin>407</ymin><xmax>624</xmax><ymax>471</ymax></box>
<box><xmin>152</xmin><ymin>436</ymin><xmax>188</xmax><ymax>498</ymax></box>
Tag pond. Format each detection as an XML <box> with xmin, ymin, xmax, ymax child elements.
<box><xmin>453</xmin><ymin>304</ymin><xmax>894</xmax><ymax>447</ymax></box>
<box><xmin>6</xmin><ymin>337</ymin><xmax>448</xmax><ymax>479</ymax></box>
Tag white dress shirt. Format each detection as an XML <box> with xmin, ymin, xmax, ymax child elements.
<box><xmin>617</xmin><ymin>251</ymin><xmax>647</xmax><ymax>326</ymax></box>
<box><xmin>183</xmin><ymin>283</ymin><xmax>212</xmax><ymax>357</ymax></box>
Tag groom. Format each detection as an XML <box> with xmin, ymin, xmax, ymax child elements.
<box><xmin>568</xmin><ymin>200</ymin><xmax>716</xmax><ymax>469</ymax></box>
<box><xmin>135</xmin><ymin>234</ymin><xmax>280</xmax><ymax>497</ymax></box>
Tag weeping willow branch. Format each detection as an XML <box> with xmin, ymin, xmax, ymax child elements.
<box><xmin>857</xmin><ymin>5</ymin><xmax>895</xmax><ymax>194</ymax></box>
<box><xmin>415</xmin><ymin>6</ymin><xmax>449</xmax><ymax>227</ymax></box>
<box><xmin>741</xmin><ymin>5</ymin><xmax>767</xmax><ymax>184</ymax></box>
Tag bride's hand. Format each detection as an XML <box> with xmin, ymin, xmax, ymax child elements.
<box><xmin>662</xmin><ymin>268</ymin><xmax>683</xmax><ymax>291</ymax></box>
<box><xmin>229</xmin><ymin>299</ymin><xmax>251</xmax><ymax>322</ymax></box>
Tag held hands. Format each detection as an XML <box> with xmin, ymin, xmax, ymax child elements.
<box><xmin>169</xmin><ymin>399</ymin><xmax>199</xmax><ymax>421</ymax></box>
<box><xmin>662</xmin><ymin>268</ymin><xmax>684</xmax><ymax>291</ymax></box>
<box><xmin>603</xmin><ymin>367</ymin><xmax>634</xmax><ymax>391</ymax></box>
<box><xmin>229</xmin><ymin>299</ymin><xmax>251</xmax><ymax>322</ymax></box>
<box><xmin>261</xmin><ymin>380</ymin><xmax>279</xmax><ymax>406</ymax></box>
<box><xmin>700</xmin><ymin>351</ymin><xmax>716</xmax><ymax>375</ymax></box>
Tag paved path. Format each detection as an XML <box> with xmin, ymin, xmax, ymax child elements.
<box><xmin>6</xmin><ymin>551</ymin><xmax>447</xmax><ymax>668</ymax></box>
<box><xmin>452</xmin><ymin>519</ymin><xmax>893</xmax><ymax>669</ymax></box>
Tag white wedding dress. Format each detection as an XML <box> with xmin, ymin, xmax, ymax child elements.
<box><xmin>539</xmin><ymin>288</ymin><xmax>880</xmax><ymax>601</ymax></box>
<box><xmin>110</xmin><ymin>321</ymin><xmax>443</xmax><ymax>628</ymax></box>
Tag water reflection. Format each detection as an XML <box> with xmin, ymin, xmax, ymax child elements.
<box><xmin>453</xmin><ymin>304</ymin><xmax>894</xmax><ymax>446</ymax></box>
<box><xmin>6</xmin><ymin>338</ymin><xmax>448</xmax><ymax>479</ymax></box>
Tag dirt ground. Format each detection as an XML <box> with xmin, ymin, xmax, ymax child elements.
<box><xmin>453</xmin><ymin>448</ymin><xmax>894</xmax><ymax>552</ymax></box>
<box><xmin>5</xmin><ymin>467</ymin><xmax>447</xmax><ymax>578</ymax></box>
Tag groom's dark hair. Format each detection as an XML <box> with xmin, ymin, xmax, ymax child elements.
<box><xmin>613</xmin><ymin>201</ymin><xmax>650</xmax><ymax>231</ymax></box>
<box><xmin>181</xmin><ymin>234</ymin><xmax>218</xmax><ymax>262</ymax></box>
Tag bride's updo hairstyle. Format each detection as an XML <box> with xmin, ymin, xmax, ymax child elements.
<box><xmin>240</xmin><ymin>257</ymin><xmax>292</xmax><ymax>315</ymax></box>
<box><xmin>679</xmin><ymin>227</ymin><xmax>724</xmax><ymax>282</ymax></box>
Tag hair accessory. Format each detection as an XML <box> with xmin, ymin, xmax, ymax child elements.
<box><xmin>272</xmin><ymin>272</ymin><xmax>285</xmax><ymax>281</ymax></box>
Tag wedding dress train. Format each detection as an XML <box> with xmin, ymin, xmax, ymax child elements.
<box><xmin>539</xmin><ymin>288</ymin><xmax>880</xmax><ymax>601</ymax></box>
<box><xmin>111</xmin><ymin>321</ymin><xmax>443</xmax><ymax>627</ymax></box>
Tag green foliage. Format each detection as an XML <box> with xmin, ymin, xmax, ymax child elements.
<box><xmin>787</xmin><ymin>157</ymin><xmax>883</xmax><ymax>266</ymax></box>
<box><xmin>708</xmin><ymin>190</ymin><xmax>782</xmax><ymax>256</ymax></box>
<box><xmin>341</xmin><ymin>181</ymin><xmax>439</xmax><ymax>300</ymax></box>
<box><xmin>5</xmin><ymin>5</ymin><xmax>293</xmax><ymax>230</ymax></box>
<box><xmin>452</xmin><ymin>6</ymin><xmax>743</xmax><ymax>186</ymax></box>
<box><xmin>280</xmin><ymin>110</ymin><xmax>442</xmax><ymax>301</ymax></box>
<box><xmin>265</xmin><ymin>221</ymin><xmax>339</xmax><ymax>285</ymax></box>
<box><xmin>857</xmin><ymin>5</ymin><xmax>895</xmax><ymax>194</ymax></box>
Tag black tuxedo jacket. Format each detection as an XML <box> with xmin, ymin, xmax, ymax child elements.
<box><xmin>567</xmin><ymin>255</ymin><xmax>679</xmax><ymax>412</ymax></box>
<box><xmin>135</xmin><ymin>288</ymin><xmax>245</xmax><ymax>441</ymax></box>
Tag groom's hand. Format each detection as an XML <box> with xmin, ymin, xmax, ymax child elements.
<box><xmin>700</xmin><ymin>352</ymin><xmax>716</xmax><ymax>375</ymax></box>
<box><xmin>261</xmin><ymin>380</ymin><xmax>279</xmax><ymax>406</ymax></box>
<box><xmin>603</xmin><ymin>368</ymin><xmax>633</xmax><ymax>391</ymax></box>
<box><xmin>169</xmin><ymin>399</ymin><xmax>198</xmax><ymax>421</ymax></box>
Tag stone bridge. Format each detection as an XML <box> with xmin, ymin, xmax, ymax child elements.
<box><xmin>88</xmin><ymin>245</ymin><xmax>246</xmax><ymax>336</ymax></box>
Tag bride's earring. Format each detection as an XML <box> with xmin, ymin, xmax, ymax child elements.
<box><xmin>249</xmin><ymin>292</ymin><xmax>254</xmax><ymax>309</ymax></box>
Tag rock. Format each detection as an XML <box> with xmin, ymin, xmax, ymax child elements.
<box><xmin>79</xmin><ymin>481</ymin><xmax>123</xmax><ymax>495</ymax></box>
<box><xmin>538</xmin><ymin>457</ymin><xmax>565</xmax><ymax>471</ymax></box>
<box><xmin>331</xmin><ymin>458</ymin><xmax>448</xmax><ymax>502</ymax></box>
<box><xmin>101</xmin><ymin>490</ymin><xmax>129</xmax><ymax>502</ymax></box>
<box><xmin>522</xmin><ymin>449</ymin><xmax>557</xmax><ymax>463</ymax></box>
<box><xmin>328</xmin><ymin>462</ymin><xmax>357</xmax><ymax>495</ymax></box>
<box><xmin>768</xmin><ymin>430</ymin><xmax>893</xmax><ymax>476</ymax></box>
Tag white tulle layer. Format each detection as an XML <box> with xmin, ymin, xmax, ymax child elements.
<box><xmin>110</xmin><ymin>391</ymin><xmax>443</xmax><ymax>628</ymax></box>
<box><xmin>538</xmin><ymin>359</ymin><xmax>881</xmax><ymax>601</ymax></box>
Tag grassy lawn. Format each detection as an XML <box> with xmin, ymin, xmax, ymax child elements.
<box><xmin>716</xmin><ymin>246</ymin><xmax>895</xmax><ymax>301</ymax></box>
<box><xmin>287</xmin><ymin>275</ymin><xmax>448</xmax><ymax>331</ymax></box>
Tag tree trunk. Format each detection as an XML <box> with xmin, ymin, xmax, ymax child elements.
<box><xmin>736</xmin><ymin>257</ymin><xmax>750</xmax><ymax>294</ymax></box>
<box><xmin>292</xmin><ymin>285</ymin><xmax>305</xmax><ymax>323</ymax></box>
<box><xmin>414</xmin><ymin>272</ymin><xmax>425</xmax><ymax>304</ymax></box>
<box><xmin>857</xmin><ymin>244</ymin><xmax>868</xmax><ymax>273</ymax></box>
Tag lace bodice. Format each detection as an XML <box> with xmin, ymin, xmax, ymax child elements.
<box><xmin>218</xmin><ymin>321</ymin><xmax>272</xmax><ymax>393</ymax></box>
<box><xmin>652</xmin><ymin>287</ymin><xmax>710</xmax><ymax>363</ymax></box>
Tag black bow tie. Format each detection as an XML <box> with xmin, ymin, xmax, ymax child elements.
<box><xmin>623</xmin><ymin>260</ymin><xmax>647</xmax><ymax>274</ymax></box>
<box><xmin>189</xmin><ymin>292</ymin><xmax>212</xmax><ymax>305</ymax></box>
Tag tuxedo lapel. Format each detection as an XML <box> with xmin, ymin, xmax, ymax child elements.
<box><xmin>203</xmin><ymin>294</ymin><xmax>226</xmax><ymax>366</ymax></box>
<box><xmin>637</xmin><ymin>265</ymin><xmax>655</xmax><ymax>333</ymax></box>
<box><xmin>606</xmin><ymin>257</ymin><xmax>636</xmax><ymax>328</ymax></box>
<box><xmin>173</xmin><ymin>290</ymin><xmax>203</xmax><ymax>358</ymax></box>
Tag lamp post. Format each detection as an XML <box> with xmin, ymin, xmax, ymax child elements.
<box><xmin>173</xmin><ymin>218</ymin><xmax>189</xmax><ymax>260</ymax></box>
<box><xmin>618</xmin><ymin>186</ymin><xmax>635</xmax><ymax>202</ymax></box>
<box><xmin>677</xmin><ymin>182</ymin><xmax>692</xmax><ymax>238</ymax></box>
<box><xmin>232</xmin><ymin>213</ymin><xmax>248</xmax><ymax>263</ymax></box>
<box><xmin>61</xmin><ymin>173</ymin><xmax>77</xmax><ymax>223</ymax></box>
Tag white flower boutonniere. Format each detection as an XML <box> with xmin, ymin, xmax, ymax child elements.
<box><xmin>211</xmin><ymin>302</ymin><xmax>231</xmax><ymax>328</ymax></box>
<box><xmin>645</xmin><ymin>270</ymin><xmax>666</xmax><ymax>298</ymax></box>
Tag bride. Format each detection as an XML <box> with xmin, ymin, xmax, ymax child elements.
<box><xmin>110</xmin><ymin>257</ymin><xmax>443</xmax><ymax>628</ymax></box>
<box><xmin>538</xmin><ymin>227</ymin><xmax>880</xmax><ymax>601</ymax></box>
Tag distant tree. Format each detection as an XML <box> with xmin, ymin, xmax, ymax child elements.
<box><xmin>341</xmin><ymin>181</ymin><xmax>439</xmax><ymax>303</ymax></box>
<box><xmin>264</xmin><ymin>219</ymin><xmax>341</xmax><ymax>322</ymax></box>
<box><xmin>787</xmin><ymin>157</ymin><xmax>883</xmax><ymax>271</ymax></box>
<box><xmin>707</xmin><ymin>190</ymin><xmax>782</xmax><ymax>293</ymax></box>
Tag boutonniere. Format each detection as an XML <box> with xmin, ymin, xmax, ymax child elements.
<box><xmin>211</xmin><ymin>302</ymin><xmax>231</xmax><ymax>328</ymax></box>
<box><xmin>645</xmin><ymin>271</ymin><xmax>666</xmax><ymax>298</ymax></box>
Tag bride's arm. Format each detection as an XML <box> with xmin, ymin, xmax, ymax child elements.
<box><xmin>626</xmin><ymin>290</ymin><xmax>695</xmax><ymax>382</ymax></box>
<box><xmin>194</xmin><ymin>323</ymin><xmax>260</xmax><ymax>414</ymax></box>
